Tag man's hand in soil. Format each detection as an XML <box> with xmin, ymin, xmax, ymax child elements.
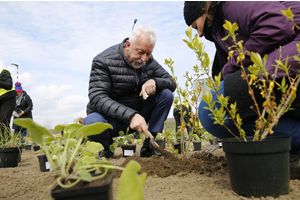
<box><xmin>130</xmin><ymin>113</ymin><xmax>148</xmax><ymax>137</ymax></box>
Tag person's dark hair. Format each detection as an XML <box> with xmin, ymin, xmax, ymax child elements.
<box><xmin>205</xmin><ymin>1</ymin><xmax>220</xmax><ymax>26</ymax></box>
<box><xmin>183</xmin><ymin>1</ymin><xmax>223</xmax><ymax>27</ymax></box>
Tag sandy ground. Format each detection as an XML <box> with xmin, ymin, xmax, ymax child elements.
<box><xmin>0</xmin><ymin>143</ymin><xmax>300</xmax><ymax>200</ymax></box>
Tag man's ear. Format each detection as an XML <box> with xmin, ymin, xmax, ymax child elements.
<box><xmin>125</xmin><ymin>40</ymin><xmax>131</xmax><ymax>48</ymax></box>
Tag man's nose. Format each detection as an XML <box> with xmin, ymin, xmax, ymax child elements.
<box><xmin>141</xmin><ymin>54</ymin><xmax>148</xmax><ymax>62</ymax></box>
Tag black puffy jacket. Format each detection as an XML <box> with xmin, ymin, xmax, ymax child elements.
<box><xmin>13</xmin><ymin>90</ymin><xmax>33</xmax><ymax>130</ymax></box>
<box><xmin>86</xmin><ymin>38</ymin><xmax>176</xmax><ymax>124</ymax></box>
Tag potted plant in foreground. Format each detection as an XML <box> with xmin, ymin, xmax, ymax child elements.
<box><xmin>0</xmin><ymin>125</ymin><xmax>22</xmax><ymax>168</ymax></box>
<box><xmin>14</xmin><ymin>118</ymin><xmax>147</xmax><ymax>200</ymax></box>
<box><xmin>181</xmin><ymin>9</ymin><xmax>300</xmax><ymax>198</ymax></box>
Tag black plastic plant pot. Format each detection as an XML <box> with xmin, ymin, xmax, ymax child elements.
<box><xmin>33</xmin><ymin>146</ymin><xmax>40</xmax><ymax>151</ymax></box>
<box><xmin>121</xmin><ymin>145</ymin><xmax>136</xmax><ymax>157</ymax></box>
<box><xmin>37</xmin><ymin>155</ymin><xmax>50</xmax><ymax>172</ymax></box>
<box><xmin>174</xmin><ymin>144</ymin><xmax>181</xmax><ymax>154</ymax></box>
<box><xmin>24</xmin><ymin>145</ymin><xmax>32</xmax><ymax>150</ymax></box>
<box><xmin>222</xmin><ymin>136</ymin><xmax>291</xmax><ymax>198</ymax></box>
<box><xmin>174</xmin><ymin>142</ymin><xmax>186</xmax><ymax>154</ymax></box>
<box><xmin>0</xmin><ymin>147</ymin><xmax>20</xmax><ymax>168</ymax></box>
<box><xmin>155</xmin><ymin>139</ymin><xmax>165</xmax><ymax>149</ymax></box>
<box><xmin>193</xmin><ymin>141</ymin><xmax>201</xmax><ymax>151</ymax></box>
<box><xmin>50</xmin><ymin>172</ymin><xmax>114</xmax><ymax>200</ymax></box>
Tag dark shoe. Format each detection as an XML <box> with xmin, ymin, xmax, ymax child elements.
<box><xmin>140</xmin><ymin>138</ymin><xmax>163</xmax><ymax>158</ymax></box>
<box><xmin>99</xmin><ymin>149</ymin><xmax>114</xmax><ymax>159</ymax></box>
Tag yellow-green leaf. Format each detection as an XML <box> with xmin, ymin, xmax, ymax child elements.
<box><xmin>250</xmin><ymin>52</ymin><xmax>263</xmax><ymax>66</ymax></box>
<box><xmin>64</xmin><ymin>123</ymin><xmax>83</xmax><ymax>139</ymax></box>
<box><xmin>78</xmin><ymin>122</ymin><xmax>113</xmax><ymax>137</ymax></box>
<box><xmin>77</xmin><ymin>169</ymin><xmax>93</xmax><ymax>182</ymax></box>
<box><xmin>281</xmin><ymin>7</ymin><xmax>294</xmax><ymax>21</ymax></box>
<box><xmin>109</xmin><ymin>142</ymin><xmax>119</xmax><ymax>153</ymax></box>
<box><xmin>223</xmin><ymin>20</ymin><xmax>231</xmax><ymax>31</ymax></box>
<box><xmin>248</xmin><ymin>66</ymin><xmax>260</xmax><ymax>75</ymax></box>
<box><xmin>65</xmin><ymin>139</ymin><xmax>77</xmax><ymax>149</ymax></box>
<box><xmin>294</xmin><ymin>55</ymin><xmax>300</xmax><ymax>62</ymax></box>
<box><xmin>54</xmin><ymin>124</ymin><xmax>68</xmax><ymax>132</ymax></box>
<box><xmin>117</xmin><ymin>160</ymin><xmax>146</xmax><ymax>200</ymax></box>
<box><xmin>86</xmin><ymin>141</ymin><xmax>104</xmax><ymax>153</ymax></box>
<box><xmin>14</xmin><ymin>118</ymin><xmax>52</xmax><ymax>144</ymax></box>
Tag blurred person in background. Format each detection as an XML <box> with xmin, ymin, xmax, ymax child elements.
<box><xmin>0</xmin><ymin>69</ymin><xmax>17</xmax><ymax>139</ymax></box>
<box><xmin>12</xmin><ymin>82</ymin><xmax>33</xmax><ymax>143</ymax></box>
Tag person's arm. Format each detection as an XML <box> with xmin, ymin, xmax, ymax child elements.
<box><xmin>151</xmin><ymin>59</ymin><xmax>176</xmax><ymax>92</ymax></box>
<box><xmin>221</xmin><ymin>1</ymin><xmax>295</xmax><ymax>77</ymax></box>
<box><xmin>139</xmin><ymin>58</ymin><xmax>176</xmax><ymax>99</ymax></box>
<box><xmin>22</xmin><ymin>94</ymin><xmax>33</xmax><ymax>115</ymax></box>
<box><xmin>88</xmin><ymin>56</ymin><xmax>138</xmax><ymax>124</ymax></box>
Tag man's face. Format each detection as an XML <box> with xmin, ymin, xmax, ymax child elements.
<box><xmin>124</xmin><ymin>33</ymin><xmax>154</xmax><ymax>69</ymax></box>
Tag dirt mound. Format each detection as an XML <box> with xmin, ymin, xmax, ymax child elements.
<box><xmin>114</xmin><ymin>151</ymin><xmax>228</xmax><ymax>178</ymax></box>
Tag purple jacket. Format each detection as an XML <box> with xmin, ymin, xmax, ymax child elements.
<box><xmin>211</xmin><ymin>1</ymin><xmax>300</xmax><ymax>78</ymax></box>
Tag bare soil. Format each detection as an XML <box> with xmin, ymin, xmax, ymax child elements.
<box><xmin>0</xmin><ymin>143</ymin><xmax>300</xmax><ymax>200</ymax></box>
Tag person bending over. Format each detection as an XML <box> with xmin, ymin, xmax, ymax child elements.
<box><xmin>183</xmin><ymin>1</ymin><xmax>300</xmax><ymax>156</ymax></box>
<box><xmin>84</xmin><ymin>26</ymin><xmax>176</xmax><ymax>159</ymax></box>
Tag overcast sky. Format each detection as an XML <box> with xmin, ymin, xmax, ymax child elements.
<box><xmin>0</xmin><ymin>1</ymin><xmax>216</xmax><ymax>129</ymax></box>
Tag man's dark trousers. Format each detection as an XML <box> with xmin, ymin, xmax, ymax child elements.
<box><xmin>83</xmin><ymin>89</ymin><xmax>173</xmax><ymax>149</ymax></box>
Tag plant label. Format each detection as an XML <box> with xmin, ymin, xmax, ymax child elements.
<box><xmin>219</xmin><ymin>142</ymin><xmax>222</xmax><ymax>148</ymax></box>
<box><xmin>45</xmin><ymin>162</ymin><xmax>50</xmax><ymax>170</ymax></box>
<box><xmin>124</xmin><ymin>149</ymin><xmax>135</xmax><ymax>156</ymax></box>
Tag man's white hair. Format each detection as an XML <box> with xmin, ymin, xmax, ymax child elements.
<box><xmin>129</xmin><ymin>26</ymin><xmax>157</xmax><ymax>45</ymax></box>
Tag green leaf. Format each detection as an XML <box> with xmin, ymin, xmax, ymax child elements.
<box><xmin>294</xmin><ymin>55</ymin><xmax>300</xmax><ymax>62</ymax></box>
<box><xmin>77</xmin><ymin>169</ymin><xmax>93</xmax><ymax>182</ymax></box>
<box><xmin>223</xmin><ymin>20</ymin><xmax>231</xmax><ymax>31</ymax></box>
<box><xmin>117</xmin><ymin>160</ymin><xmax>146</xmax><ymax>200</ymax></box>
<box><xmin>73</xmin><ymin>159</ymin><xmax>85</xmax><ymax>170</ymax></box>
<box><xmin>14</xmin><ymin>118</ymin><xmax>52</xmax><ymax>144</ymax></box>
<box><xmin>250</xmin><ymin>52</ymin><xmax>263</xmax><ymax>66</ymax></box>
<box><xmin>54</xmin><ymin>124</ymin><xmax>67</xmax><ymax>132</ymax></box>
<box><xmin>221</xmin><ymin>35</ymin><xmax>230</xmax><ymax>41</ymax></box>
<box><xmin>109</xmin><ymin>142</ymin><xmax>119</xmax><ymax>153</ymax></box>
<box><xmin>45</xmin><ymin>136</ymin><xmax>55</xmax><ymax>142</ymax></box>
<box><xmin>248</xmin><ymin>66</ymin><xmax>260</xmax><ymax>75</ymax></box>
<box><xmin>232</xmin><ymin>22</ymin><xmax>239</xmax><ymax>32</ymax></box>
<box><xmin>64</xmin><ymin>123</ymin><xmax>83</xmax><ymax>139</ymax></box>
<box><xmin>77</xmin><ymin>122</ymin><xmax>113</xmax><ymax>138</ymax></box>
<box><xmin>65</xmin><ymin>138</ymin><xmax>77</xmax><ymax>149</ymax></box>
<box><xmin>281</xmin><ymin>7</ymin><xmax>294</xmax><ymax>21</ymax></box>
<box><xmin>86</xmin><ymin>141</ymin><xmax>104</xmax><ymax>153</ymax></box>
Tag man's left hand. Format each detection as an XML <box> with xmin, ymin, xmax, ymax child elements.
<box><xmin>140</xmin><ymin>79</ymin><xmax>156</xmax><ymax>100</ymax></box>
